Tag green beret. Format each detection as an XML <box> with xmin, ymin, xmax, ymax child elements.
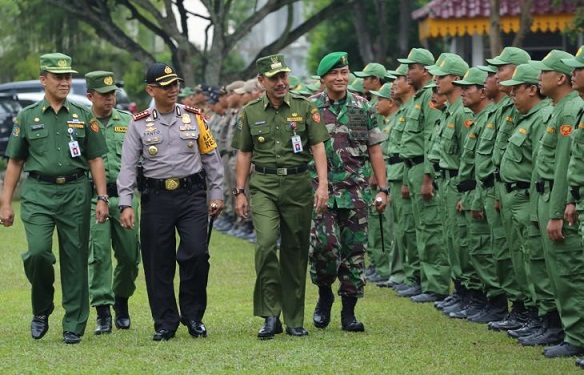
<box><xmin>317</xmin><ymin>52</ymin><xmax>349</xmax><ymax>77</ymax></box>
<box><xmin>40</xmin><ymin>52</ymin><xmax>77</xmax><ymax>74</ymax></box>
<box><xmin>85</xmin><ymin>71</ymin><xmax>118</xmax><ymax>93</ymax></box>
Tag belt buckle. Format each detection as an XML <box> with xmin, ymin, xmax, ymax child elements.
<box><xmin>56</xmin><ymin>177</ymin><xmax>66</xmax><ymax>184</ymax></box>
<box><xmin>276</xmin><ymin>168</ymin><xmax>287</xmax><ymax>176</ymax></box>
<box><xmin>164</xmin><ymin>178</ymin><xmax>180</xmax><ymax>190</ymax></box>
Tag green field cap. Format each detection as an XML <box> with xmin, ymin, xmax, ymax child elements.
<box><xmin>178</xmin><ymin>86</ymin><xmax>194</xmax><ymax>98</ymax></box>
<box><xmin>85</xmin><ymin>71</ymin><xmax>118</xmax><ymax>93</ymax></box>
<box><xmin>426</xmin><ymin>53</ymin><xmax>469</xmax><ymax>77</ymax></box>
<box><xmin>256</xmin><ymin>54</ymin><xmax>291</xmax><ymax>77</ymax></box>
<box><xmin>348</xmin><ymin>78</ymin><xmax>364</xmax><ymax>93</ymax></box>
<box><xmin>354</xmin><ymin>63</ymin><xmax>387</xmax><ymax>78</ymax></box>
<box><xmin>453</xmin><ymin>67</ymin><xmax>487</xmax><ymax>86</ymax></box>
<box><xmin>369</xmin><ymin>82</ymin><xmax>392</xmax><ymax>99</ymax></box>
<box><xmin>398</xmin><ymin>48</ymin><xmax>435</xmax><ymax>66</ymax></box>
<box><xmin>387</xmin><ymin>64</ymin><xmax>408</xmax><ymax>77</ymax></box>
<box><xmin>531</xmin><ymin>50</ymin><xmax>574</xmax><ymax>75</ymax></box>
<box><xmin>486</xmin><ymin>47</ymin><xmax>530</xmax><ymax>66</ymax></box>
<box><xmin>40</xmin><ymin>53</ymin><xmax>78</xmax><ymax>74</ymax></box>
<box><xmin>561</xmin><ymin>46</ymin><xmax>584</xmax><ymax>69</ymax></box>
<box><xmin>500</xmin><ymin>63</ymin><xmax>541</xmax><ymax>86</ymax></box>
<box><xmin>317</xmin><ymin>52</ymin><xmax>349</xmax><ymax>77</ymax></box>
<box><xmin>290</xmin><ymin>83</ymin><xmax>313</xmax><ymax>96</ymax></box>
<box><xmin>477</xmin><ymin>65</ymin><xmax>497</xmax><ymax>74</ymax></box>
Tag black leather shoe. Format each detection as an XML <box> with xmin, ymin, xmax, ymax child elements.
<box><xmin>411</xmin><ymin>293</ymin><xmax>447</xmax><ymax>303</ymax></box>
<box><xmin>113</xmin><ymin>296</ymin><xmax>131</xmax><ymax>330</ymax></box>
<box><xmin>153</xmin><ymin>329</ymin><xmax>175</xmax><ymax>341</ymax></box>
<box><xmin>507</xmin><ymin>317</ymin><xmax>543</xmax><ymax>338</ymax></box>
<box><xmin>397</xmin><ymin>284</ymin><xmax>422</xmax><ymax>297</ymax></box>
<box><xmin>183</xmin><ymin>320</ymin><xmax>207</xmax><ymax>338</ymax></box>
<box><xmin>31</xmin><ymin>314</ymin><xmax>49</xmax><ymax>340</ymax></box>
<box><xmin>543</xmin><ymin>342</ymin><xmax>584</xmax><ymax>358</ymax></box>
<box><xmin>518</xmin><ymin>328</ymin><xmax>564</xmax><ymax>346</ymax></box>
<box><xmin>94</xmin><ymin>315</ymin><xmax>112</xmax><ymax>335</ymax></box>
<box><xmin>313</xmin><ymin>301</ymin><xmax>332</xmax><ymax>329</ymax></box>
<box><xmin>341</xmin><ymin>318</ymin><xmax>365</xmax><ymax>332</ymax></box>
<box><xmin>115</xmin><ymin>316</ymin><xmax>131</xmax><ymax>330</ymax></box>
<box><xmin>257</xmin><ymin>316</ymin><xmax>283</xmax><ymax>339</ymax></box>
<box><xmin>576</xmin><ymin>358</ymin><xmax>584</xmax><ymax>368</ymax></box>
<box><xmin>63</xmin><ymin>331</ymin><xmax>81</xmax><ymax>344</ymax></box>
<box><xmin>286</xmin><ymin>327</ymin><xmax>308</xmax><ymax>336</ymax></box>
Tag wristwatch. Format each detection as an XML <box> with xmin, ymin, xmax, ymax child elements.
<box><xmin>378</xmin><ymin>187</ymin><xmax>389</xmax><ymax>196</ymax></box>
<box><xmin>97</xmin><ymin>195</ymin><xmax>109</xmax><ymax>203</ymax></box>
<box><xmin>118</xmin><ymin>205</ymin><xmax>132</xmax><ymax>212</ymax></box>
<box><xmin>232</xmin><ymin>187</ymin><xmax>245</xmax><ymax>197</ymax></box>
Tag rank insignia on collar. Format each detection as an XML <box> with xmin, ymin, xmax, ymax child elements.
<box><xmin>132</xmin><ymin>110</ymin><xmax>150</xmax><ymax>121</ymax></box>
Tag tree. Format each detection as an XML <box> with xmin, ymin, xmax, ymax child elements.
<box><xmin>44</xmin><ymin>0</ymin><xmax>355</xmax><ymax>85</ymax></box>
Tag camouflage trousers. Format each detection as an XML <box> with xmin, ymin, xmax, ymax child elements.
<box><xmin>309</xmin><ymin>205</ymin><xmax>368</xmax><ymax>298</ymax></box>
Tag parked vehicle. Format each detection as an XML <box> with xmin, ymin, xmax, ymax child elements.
<box><xmin>0</xmin><ymin>93</ymin><xmax>22</xmax><ymax>157</ymax></box>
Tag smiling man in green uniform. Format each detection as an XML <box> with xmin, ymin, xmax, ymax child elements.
<box><xmin>233</xmin><ymin>54</ymin><xmax>329</xmax><ymax>339</ymax></box>
<box><xmin>0</xmin><ymin>53</ymin><xmax>109</xmax><ymax>344</ymax></box>
<box><xmin>85</xmin><ymin>71</ymin><xmax>141</xmax><ymax>335</ymax></box>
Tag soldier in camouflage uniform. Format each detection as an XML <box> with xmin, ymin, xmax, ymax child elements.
<box><xmin>309</xmin><ymin>52</ymin><xmax>388</xmax><ymax>333</ymax></box>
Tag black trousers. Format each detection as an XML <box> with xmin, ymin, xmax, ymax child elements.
<box><xmin>140</xmin><ymin>187</ymin><xmax>209</xmax><ymax>331</ymax></box>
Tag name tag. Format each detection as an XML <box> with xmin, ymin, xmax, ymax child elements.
<box><xmin>114</xmin><ymin>126</ymin><xmax>128</xmax><ymax>133</ymax></box>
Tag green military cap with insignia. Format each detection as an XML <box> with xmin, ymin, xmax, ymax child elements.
<box><xmin>453</xmin><ymin>67</ymin><xmax>487</xmax><ymax>86</ymax></box>
<box><xmin>424</xmin><ymin>81</ymin><xmax>437</xmax><ymax>89</ymax></box>
<box><xmin>348</xmin><ymin>78</ymin><xmax>364</xmax><ymax>94</ymax></box>
<box><xmin>369</xmin><ymin>82</ymin><xmax>392</xmax><ymax>99</ymax></box>
<box><xmin>317</xmin><ymin>52</ymin><xmax>349</xmax><ymax>77</ymax></box>
<box><xmin>256</xmin><ymin>54</ymin><xmax>291</xmax><ymax>77</ymax></box>
<box><xmin>499</xmin><ymin>63</ymin><xmax>541</xmax><ymax>86</ymax></box>
<box><xmin>398</xmin><ymin>48</ymin><xmax>435</xmax><ymax>66</ymax></box>
<box><xmin>486</xmin><ymin>47</ymin><xmax>531</xmax><ymax>66</ymax></box>
<box><xmin>85</xmin><ymin>71</ymin><xmax>118</xmax><ymax>93</ymax></box>
<box><xmin>562</xmin><ymin>46</ymin><xmax>584</xmax><ymax>68</ymax></box>
<box><xmin>354</xmin><ymin>62</ymin><xmax>386</xmax><ymax>79</ymax></box>
<box><xmin>178</xmin><ymin>86</ymin><xmax>194</xmax><ymax>98</ymax></box>
<box><xmin>307</xmin><ymin>81</ymin><xmax>321</xmax><ymax>93</ymax></box>
<box><xmin>386</xmin><ymin>64</ymin><xmax>408</xmax><ymax>78</ymax></box>
<box><xmin>531</xmin><ymin>49</ymin><xmax>575</xmax><ymax>75</ymax></box>
<box><xmin>40</xmin><ymin>52</ymin><xmax>78</xmax><ymax>74</ymax></box>
<box><xmin>426</xmin><ymin>53</ymin><xmax>469</xmax><ymax>77</ymax></box>
<box><xmin>477</xmin><ymin>65</ymin><xmax>497</xmax><ymax>74</ymax></box>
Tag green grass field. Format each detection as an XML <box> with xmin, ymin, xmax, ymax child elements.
<box><xmin>0</xmin><ymin>204</ymin><xmax>580</xmax><ymax>374</ymax></box>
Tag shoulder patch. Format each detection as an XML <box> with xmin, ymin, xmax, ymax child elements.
<box><xmin>464</xmin><ymin>119</ymin><xmax>473</xmax><ymax>128</ymax></box>
<box><xmin>132</xmin><ymin>110</ymin><xmax>150</xmax><ymax>121</ymax></box>
<box><xmin>184</xmin><ymin>105</ymin><xmax>203</xmax><ymax>115</ymax></box>
<box><xmin>560</xmin><ymin>124</ymin><xmax>573</xmax><ymax>137</ymax></box>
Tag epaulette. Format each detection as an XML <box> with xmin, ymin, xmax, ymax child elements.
<box><xmin>132</xmin><ymin>109</ymin><xmax>150</xmax><ymax>121</ymax></box>
<box><xmin>184</xmin><ymin>105</ymin><xmax>203</xmax><ymax>115</ymax></box>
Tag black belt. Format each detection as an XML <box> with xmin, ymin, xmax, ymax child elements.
<box><xmin>571</xmin><ymin>186</ymin><xmax>583</xmax><ymax>200</ymax></box>
<box><xmin>254</xmin><ymin>165</ymin><xmax>307</xmax><ymax>176</ymax></box>
<box><xmin>106</xmin><ymin>182</ymin><xmax>118</xmax><ymax>197</ymax></box>
<box><xmin>403</xmin><ymin>155</ymin><xmax>424</xmax><ymax>168</ymax></box>
<box><xmin>457</xmin><ymin>180</ymin><xmax>477</xmax><ymax>193</ymax></box>
<box><xmin>505</xmin><ymin>181</ymin><xmax>530</xmax><ymax>193</ymax></box>
<box><xmin>481</xmin><ymin>173</ymin><xmax>495</xmax><ymax>188</ymax></box>
<box><xmin>535</xmin><ymin>179</ymin><xmax>554</xmax><ymax>194</ymax></box>
<box><xmin>388</xmin><ymin>155</ymin><xmax>403</xmax><ymax>165</ymax></box>
<box><xmin>145</xmin><ymin>171</ymin><xmax>206</xmax><ymax>191</ymax></box>
<box><xmin>432</xmin><ymin>162</ymin><xmax>441</xmax><ymax>173</ymax></box>
<box><xmin>28</xmin><ymin>170</ymin><xmax>86</xmax><ymax>184</ymax></box>
<box><xmin>440</xmin><ymin>168</ymin><xmax>459</xmax><ymax>178</ymax></box>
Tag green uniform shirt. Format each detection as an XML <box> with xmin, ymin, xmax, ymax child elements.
<box><xmin>568</xmin><ymin>107</ymin><xmax>584</xmax><ymax>188</ymax></box>
<box><xmin>474</xmin><ymin>99</ymin><xmax>507</xmax><ymax>181</ymax></box>
<box><xmin>385</xmin><ymin>106</ymin><xmax>407</xmax><ymax>182</ymax></box>
<box><xmin>399</xmin><ymin>87</ymin><xmax>433</xmax><ymax>160</ymax></box>
<box><xmin>6</xmin><ymin>98</ymin><xmax>107</xmax><ymax>173</ymax></box>
<box><xmin>492</xmin><ymin>96</ymin><xmax>519</xmax><ymax>168</ymax></box>
<box><xmin>426</xmin><ymin>105</ymin><xmax>447</xmax><ymax>167</ymax></box>
<box><xmin>234</xmin><ymin>92</ymin><xmax>330</xmax><ymax>167</ymax></box>
<box><xmin>535</xmin><ymin>91</ymin><xmax>584</xmax><ymax>219</ymax></box>
<box><xmin>458</xmin><ymin>104</ymin><xmax>492</xmax><ymax>183</ymax></box>
<box><xmin>437</xmin><ymin>98</ymin><xmax>474</xmax><ymax>170</ymax></box>
<box><xmin>500</xmin><ymin>100</ymin><xmax>552</xmax><ymax>183</ymax></box>
<box><xmin>97</xmin><ymin>109</ymin><xmax>131</xmax><ymax>183</ymax></box>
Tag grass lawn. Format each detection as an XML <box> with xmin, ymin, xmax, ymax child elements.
<box><xmin>0</xmin><ymin>204</ymin><xmax>580</xmax><ymax>374</ymax></box>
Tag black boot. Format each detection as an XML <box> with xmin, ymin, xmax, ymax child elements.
<box><xmin>507</xmin><ymin>308</ymin><xmax>542</xmax><ymax>338</ymax></box>
<box><xmin>313</xmin><ymin>286</ymin><xmax>334</xmax><ymax>328</ymax></box>
<box><xmin>94</xmin><ymin>305</ymin><xmax>112</xmax><ymax>335</ymax></box>
<box><xmin>113</xmin><ymin>296</ymin><xmax>131</xmax><ymax>329</ymax></box>
<box><xmin>449</xmin><ymin>289</ymin><xmax>487</xmax><ymax>319</ymax></box>
<box><xmin>518</xmin><ymin>310</ymin><xmax>564</xmax><ymax>346</ymax></box>
<box><xmin>341</xmin><ymin>296</ymin><xmax>364</xmax><ymax>332</ymax></box>
<box><xmin>467</xmin><ymin>293</ymin><xmax>508</xmax><ymax>324</ymax></box>
<box><xmin>489</xmin><ymin>300</ymin><xmax>529</xmax><ymax>331</ymax></box>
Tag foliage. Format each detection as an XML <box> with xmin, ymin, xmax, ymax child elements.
<box><xmin>0</xmin><ymin>206</ymin><xmax>579</xmax><ymax>374</ymax></box>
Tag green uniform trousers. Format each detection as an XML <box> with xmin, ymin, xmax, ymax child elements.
<box><xmin>463</xmin><ymin>197</ymin><xmax>501</xmax><ymax>297</ymax></box>
<box><xmin>388</xmin><ymin>180</ymin><xmax>414</xmax><ymax>284</ymax></box>
<box><xmin>89</xmin><ymin>195</ymin><xmax>141</xmax><ymax>307</ymax></box>
<box><xmin>481</xmin><ymin>185</ymin><xmax>521</xmax><ymax>301</ymax></box>
<box><xmin>496</xmin><ymin>182</ymin><xmax>529</xmax><ymax>304</ymax></box>
<box><xmin>539</xmin><ymin>188</ymin><xmax>584</xmax><ymax>347</ymax></box>
<box><xmin>405</xmin><ymin>164</ymin><xmax>450</xmax><ymax>294</ymax></box>
<box><xmin>443</xmin><ymin>175</ymin><xmax>470</xmax><ymax>287</ymax></box>
<box><xmin>20</xmin><ymin>177</ymin><xmax>91</xmax><ymax>336</ymax></box>
<box><xmin>250</xmin><ymin>171</ymin><xmax>312</xmax><ymax>328</ymax></box>
<box><xmin>367</xmin><ymin>189</ymin><xmax>392</xmax><ymax>278</ymax></box>
<box><xmin>502</xmin><ymin>188</ymin><xmax>554</xmax><ymax>314</ymax></box>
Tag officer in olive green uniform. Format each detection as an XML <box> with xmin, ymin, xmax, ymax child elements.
<box><xmin>232</xmin><ymin>54</ymin><xmax>330</xmax><ymax>339</ymax></box>
<box><xmin>0</xmin><ymin>53</ymin><xmax>109</xmax><ymax>344</ymax></box>
<box><xmin>86</xmin><ymin>71</ymin><xmax>141</xmax><ymax>335</ymax></box>
<box><xmin>529</xmin><ymin>51</ymin><xmax>584</xmax><ymax>357</ymax></box>
<box><xmin>498</xmin><ymin>64</ymin><xmax>556</xmax><ymax>338</ymax></box>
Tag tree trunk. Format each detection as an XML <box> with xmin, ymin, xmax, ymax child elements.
<box><xmin>398</xmin><ymin>0</ymin><xmax>411</xmax><ymax>59</ymax></box>
<box><xmin>512</xmin><ymin>0</ymin><xmax>534</xmax><ymax>47</ymax></box>
<box><xmin>489</xmin><ymin>0</ymin><xmax>503</xmax><ymax>56</ymax></box>
<box><xmin>352</xmin><ymin>2</ymin><xmax>374</xmax><ymax>62</ymax></box>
